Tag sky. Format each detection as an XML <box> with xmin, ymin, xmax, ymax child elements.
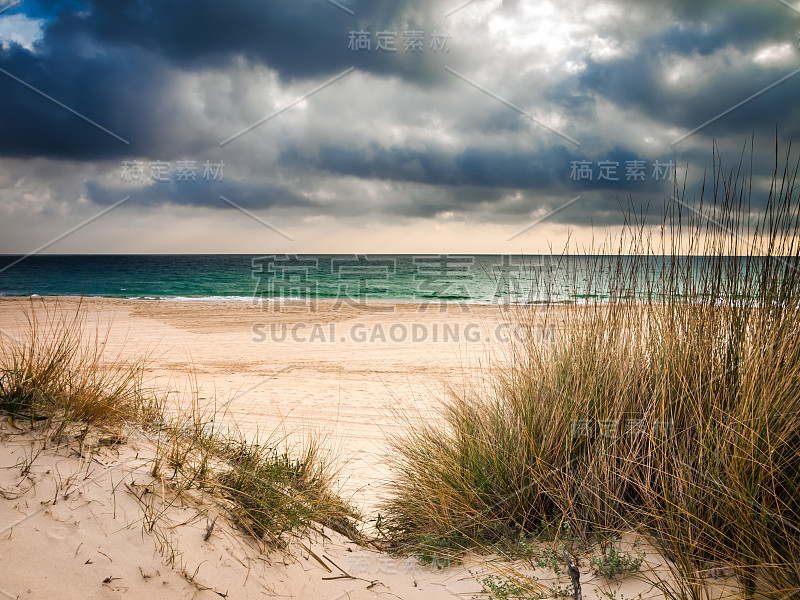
<box><xmin>0</xmin><ymin>0</ymin><xmax>798</xmax><ymax>254</ymax></box>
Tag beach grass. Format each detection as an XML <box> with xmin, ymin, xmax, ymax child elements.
<box><xmin>0</xmin><ymin>298</ymin><xmax>159</xmax><ymax>431</ymax></box>
<box><xmin>380</xmin><ymin>142</ymin><xmax>800</xmax><ymax>599</ymax></box>
<box><xmin>2</xmin><ymin>142</ymin><xmax>800</xmax><ymax>598</ymax></box>
<box><xmin>0</xmin><ymin>297</ymin><xmax>361</xmax><ymax>550</ymax></box>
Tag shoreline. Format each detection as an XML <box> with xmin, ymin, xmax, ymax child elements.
<box><xmin>0</xmin><ymin>296</ymin><xmax>522</xmax><ymax>512</ymax></box>
<box><xmin>0</xmin><ymin>295</ymin><xmax>764</xmax><ymax>599</ymax></box>
<box><xmin>0</xmin><ymin>293</ymin><xmax>573</xmax><ymax>306</ymax></box>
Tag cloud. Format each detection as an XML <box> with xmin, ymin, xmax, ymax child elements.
<box><xmin>0</xmin><ymin>13</ymin><xmax>46</xmax><ymax>50</ymax></box>
<box><xmin>0</xmin><ymin>0</ymin><xmax>797</xmax><ymax>251</ymax></box>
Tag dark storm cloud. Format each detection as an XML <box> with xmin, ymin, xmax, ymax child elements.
<box><xmin>612</xmin><ymin>1</ymin><xmax>794</xmax><ymax>54</ymax></box>
<box><xmin>280</xmin><ymin>143</ymin><xmax>578</xmax><ymax>188</ymax></box>
<box><xmin>0</xmin><ymin>0</ymin><xmax>460</xmax><ymax>160</ymax></box>
<box><xmin>617</xmin><ymin>0</ymin><xmax>792</xmax><ymax>21</ymax></box>
<box><xmin>41</xmin><ymin>0</ymin><xmax>468</xmax><ymax>88</ymax></box>
<box><xmin>279</xmin><ymin>142</ymin><xmax>567</xmax><ymax>189</ymax></box>
<box><xmin>85</xmin><ymin>178</ymin><xmax>316</xmax><ymax>210</ymax></box>
<box><xmin>578</xmin><ymin>52</ymin><xmax>800</xmax><ymax>139</ymax></box>
<box><xmin>654</xmin><ymin>13</ymin><xmax>785</xmax><ymax>58</ymax></box>
<box><xmin>54</xmin><ymin>1</ymin><xmax>378</xmax><ymax>68</ymax></box>
<box><xmin>0</xmin><ymin>41</ymin><xmax>172</xmax><ymax>159</ymax></box>
<box><xmin>0</xmin><ymin>0</ymin><xmax>797</xmax><ymax>232</ymax></box>
<box><xmin>282</xmin><ymin>141</ymin><xmax>682</xmax><ymax>195</ymax></box>
<box><xmin>573</xmin><ymin>1</ymin><xmax>800</xmax><ymax>141</ymax></box>
<box><xmin>58</xmin><ymin>0</ymin><xmax>458</xmax><ymax>83</ymax></box>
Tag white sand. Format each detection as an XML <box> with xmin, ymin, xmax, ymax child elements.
<box><xmin>0</xmin><ymin>424</ymin><xmax>682</xmax><ymax>600</ymax></box>
<box><xmin>1</xmin><ymin>297</ymin><xmax>518</xmax><ymax>512</ymax></box>
<box><xmin>0</xmin><ymin>297</ymin><xmax>734</xmax><ymax>600</ymax></box>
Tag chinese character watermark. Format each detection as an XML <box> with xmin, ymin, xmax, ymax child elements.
<box><xmin>348</xmin><ymin>30</ymin><xmax>451</xmax><ymax>53</ymax></box>
<box><xmin>332</xmin><ymin>255</ymin><xmax>396</xmax><ymax>313</ymax></box>
<box><xmin>120</xmin><ymin>160</ymin><xmax>225</xmax><ymax>183</ymax></box>
<box><xmin>413</xmin><ymin>255</ymin><xmax>474</xmax><ymax>312</ymax></box>
<box><xmin>569</xmin><ymin>160</ymin><xmax>674</xmax><ymax>182</ymax></box>
<box><xmin>490</xmin><ymin>256</ymin><xmax>559</xmax><ymax>305</ymax></box>
<box><xmin>252</xmin><ymin>255</ymin><xmax>319</xmax><ymax>312</ymax></box>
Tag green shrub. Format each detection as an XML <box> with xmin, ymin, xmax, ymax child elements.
<box><xmin>590</xmin><ymin>539</ymin><xmax>644</xmax><ymax>579</ymax></box>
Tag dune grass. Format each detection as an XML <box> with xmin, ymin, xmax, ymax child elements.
<box><xmin>381</xmin><ymin>142</ymin><xmax>800</xmax><ymax>599</ymax></box>
<box><xmin>0</xmin><ymin>297</ymin><xmax>360</xmax><ymax>549</ymax></box>
<box><xmin>0</xmin><ymin>298</ymin><xmax>158</xmax><ymax>431</ymax></box>
<box><xmin>216</xmin><ymin>435</ymin><xmax>361</xmax><ymax>546</ymax></box>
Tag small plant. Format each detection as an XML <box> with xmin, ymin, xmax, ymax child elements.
<box><xmin>218</xmin><ymin>438</ymin><xmax>359</xmax><ymax>547</ymax></box>
<box><xmin>0</xmin><ymin>298</ymin><xmax>157</xmax><ymax>432</ymax></box>
<box><xmin>493</xmin><ymin>532</ymin><xmax>546</xmax><ymax>561</ymax></box>
<box><xmin>594</xmin><ymin>590</ymin><xmax>642</xmax><ymax>600</ymax></box>
<box><xmin>590</xmin><ymin>539</ymin><xmax>644</xmax><ymax>579</ymax></box>
<box><xmin>532</xmin><ymin>547</ymin><xmax>562</xmax><ymax>575</ymax></box>
<box><xmin>0</xmin><ymin>299</ymin><xmax>363</xmax><ymax>554</ymax></box>
<box><xmin>556</xmin><ymin>521</ymin><xmax>583</xmax><ymax>551</ymax></box>
<box><xmin>551</xmin><ymin>582</ymin><xmax>575</xmax><ymax>599</ymax></box>
<box><xmin>514</xmin><ymin>534</ymin><xmax>538</xmax><ymax>557</ymax></box>
<box><xmin>481</xmin><ymin>574</ymin><xmax>543</xmax><ymax>600</ymax></box>
<box><xmin>413</xmin><ymin>532</ymin><xmax>468</xmax><ymax>566</ymax></box>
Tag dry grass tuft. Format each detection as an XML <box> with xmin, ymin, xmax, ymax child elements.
<box><xmin>0</xmin><ymin>298</ymin><xmax>361</xmax><ymax>550</ymax></box>
<box><xmin>381</xmin><ymin>140</ymin><xmax>800</xmax><ymax>599</ymax></box>
<box><xmin>0</xmin><ymin>298</ymin><xmax>158</xmax><ymax>432</ymax></box>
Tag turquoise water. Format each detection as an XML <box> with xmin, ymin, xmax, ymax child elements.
<box><xmin>0</xmin><ymin>254</ymin><xmax>583</xmax><ymax>303</ymax></box>
<box><xmin>0</xmin><ymin>254</ymin><xmax>765</xmax><ymax>304</ymax></box>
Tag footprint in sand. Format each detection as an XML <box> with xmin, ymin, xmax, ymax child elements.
<box><xmin>47</xmin><ymin>525</ymin><xmax>69</xmax><ymax>539</ymax></box>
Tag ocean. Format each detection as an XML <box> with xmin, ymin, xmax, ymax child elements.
<box><xmin>0</xmin><ymin>254</ymin><xmax>756</xmax><ymax>304</ymax></box>
<box><xmin>0</xmin><ymin>254</ymin><xmax>599</xmax><ymax>304</ymax></box>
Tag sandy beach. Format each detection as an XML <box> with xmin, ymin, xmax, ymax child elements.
<box><xmin>0</xmin><ymin>296</ymin><xmax>586</xmax><ymax>600</ymax></box>
<box><xmin>3</xmin><ymin>1</ymin><xmax>797</xmax><ymax>596</ymax></box>
<box><xmin>0</xmin><ymin>297</ymin><xmax>524</xmax><ymax>511</ymax></box>
<box><xmin>0</xmin><ymin>297</ymin><xmax>744</xmax><ymax>600</ymax></box>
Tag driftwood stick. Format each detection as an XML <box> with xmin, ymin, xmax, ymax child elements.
<box><xmin>563</xmin><ymin>551</ymin><xmax>582</xmax><ymax>600</ymax></box>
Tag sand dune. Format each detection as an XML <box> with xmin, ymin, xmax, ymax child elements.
<box><xmin>1</xmin><ymin>297</ymin><xmax>517</xmax><ymax>511</ymax></box>
<box><xmin>0</xmin><ymin>297</ymin><xmax>687</xmax><ymax>600</ymax></box>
